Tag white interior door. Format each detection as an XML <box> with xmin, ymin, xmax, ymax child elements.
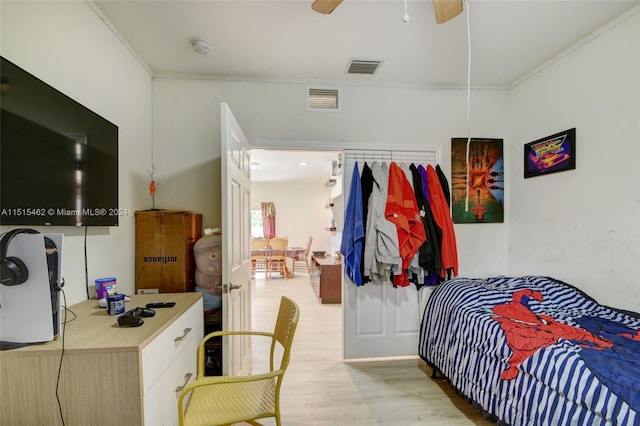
<box><xmin>341</xmin><ymin>149</ymin><xmax>438</xmax><ymax>359</ymax></box>
<box><xmin>220</xmin><ymin>102</ymin><xmax>252</xmax><ymax>376</ymax></box>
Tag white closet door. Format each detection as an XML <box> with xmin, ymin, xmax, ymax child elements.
<box><xmin>342</xmin><ymin>149</ymin><xmax>439</xmax><ymax>359</ymax></box>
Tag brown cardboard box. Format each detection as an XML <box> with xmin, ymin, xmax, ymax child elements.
<box><xmin>135</xmin><ymin>210</ymin><xmax>202</xmax><ymax>293</ymax></box>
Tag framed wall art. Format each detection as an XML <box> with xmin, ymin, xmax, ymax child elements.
<box><xmin>451</xmin><ymin>138</ymin><xmax>504</xmax><ymax>223</ymax></box>
<box><xmin>524</xmin><ymin>128</ymin><xmax>576</xmax><ymax>178</ymax></box>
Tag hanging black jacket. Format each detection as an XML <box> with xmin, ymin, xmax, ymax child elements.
<box><xmin>359</xmin><ymin>162</ymin><xmax>374</xmax><ymax>284</ymax></box>
<box><xmin>436</xmin><ymin>165</ymin><xmax>451</xmax><ymax>207</ymax></box>
<box><xmin>410</xmin><ymin>164</ymin><xmax>442</xmax><ymax>277</ymax></box>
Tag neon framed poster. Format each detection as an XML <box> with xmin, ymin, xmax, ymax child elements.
<box><xmin>524</xmin><ymin>128</ymin><xmax>576</xmax><ymax>178</ymax></box>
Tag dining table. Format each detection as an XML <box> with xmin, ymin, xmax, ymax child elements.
<box><xmin>250</xmin><ymin>246</ymin><xmax>307</xmax><ymax>277</ymax></box>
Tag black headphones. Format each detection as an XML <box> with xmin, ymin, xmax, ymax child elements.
<box><xmin>0</xmin><ymin>228</ymin><xmax>41</xmax><ymax>286</ymax></box>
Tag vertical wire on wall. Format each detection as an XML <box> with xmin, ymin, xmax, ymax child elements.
<box><xmin>149</xmin><ymin>78</ymin><xmax>157</xmax><ymax>209</ymax></box>
<box><xmin>464</xmin><ymin>0</ymin><xmax>472</xmax><ymax>212</ymax></box>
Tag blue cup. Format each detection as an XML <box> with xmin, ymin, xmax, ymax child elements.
<box><xmin>106</xmin><ymin>294</ymin><xmax>125</xmax><ymax>315</ymax></box>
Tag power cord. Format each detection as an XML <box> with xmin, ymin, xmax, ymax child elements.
<box><xmin>55</xmin><ymin>288</ymin><xmax>77</xmax><ymax>426</ymax></box>
<box><xmin>84</xmin><ymin>226</ymin><xmax>89</xmax><ymax>299</ymax></box>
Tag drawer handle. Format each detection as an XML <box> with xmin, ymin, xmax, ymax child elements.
<box><xmin>175</xmin><ymin>372</ymin><xmax>193</xmax><ymax>393</ymax></box>
<box><xmin>174</xmin><ymin>327</ymin><xmax>192</xmax><ymax>343</ymax></box>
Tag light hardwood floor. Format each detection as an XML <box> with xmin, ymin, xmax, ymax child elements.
<box><xmin>245</xmin><ymin>271</ymin><xmax>494</xmax><ymax>426</ymax></box>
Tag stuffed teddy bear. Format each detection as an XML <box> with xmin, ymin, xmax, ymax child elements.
<box><xmin>193</xmin><ymin>228</ymin><xmax>222</xmax><ymax>311</ymax></box>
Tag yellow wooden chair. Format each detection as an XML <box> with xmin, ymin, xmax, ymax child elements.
<box><xmin>250</xmin><ymin>237</ymin><xmax>269</xmax><ymax>276</ymax></box>
<box><xmin>177</xmin><ymin>296</ymin><xmax>300</xmax><ymax>426</ymax></box>
<box><xmin>266</xmin><ymin>237</ymin><xmax>288</xmax><ymax>280</ymax></box>
<box><xmin>291</xmin><ymin>235</ymin><xmax>313</xmax><ymax>274</ymax></box>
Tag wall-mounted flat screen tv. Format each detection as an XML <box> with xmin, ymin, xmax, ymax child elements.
<box><xmin>1</xmin><ymin>56</ymin><xmax>119</xmax><ymax>226</ymax></box>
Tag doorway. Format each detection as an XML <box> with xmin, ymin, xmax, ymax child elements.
<box><xmin>249</xmin><ymin>147</ymin><xmax>343</xmax><ymax>343</ymax></box>
<box><xmin>249</xmin><ymin>148</ymin><xmax>342</xmax><ymax>257</ymax></box>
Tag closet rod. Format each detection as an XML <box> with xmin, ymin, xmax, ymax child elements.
<box><xmin>344</xmin><ymin>149</ymin><xmax>438</xmax><ymax>165</ymax></box>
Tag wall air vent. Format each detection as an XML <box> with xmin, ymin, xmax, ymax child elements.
<box><xmin>307</xmin><ymin>87</ymin><xmax>340</xmax><ymax>111</ymax></box>
<box><xmin>347</xmin><ymin>59</ymin><xmax>381</xmax><ymax>75</ymax></box>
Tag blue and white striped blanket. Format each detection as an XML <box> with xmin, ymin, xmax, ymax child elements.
<box><xmin>418</xmin><ymin>276</ymin><xmax>640</xmax><ymax>426</ymax></box>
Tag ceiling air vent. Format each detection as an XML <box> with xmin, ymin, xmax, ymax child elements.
<box><xmin>307</xmin><ymin>87</ymin><xmax>340</xmax><ymax>111</ymax></box>
<box><xmin>347</xmin><ymin>59</ymin><xmax>381</xmax><ymax>75</ymax></box>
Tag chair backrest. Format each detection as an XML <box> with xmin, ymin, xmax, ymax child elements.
<box><xmin>268</xmin><ymin>237</ymin><xmax>288</xmax><ymax>260</ymax></box>
<box><xmin>268</xmin><ymin>237</ymin><xmax>288</xmax><ymax>251</ymax></box>
<box><xmin>304</xmin><ymin>235</ymin><xmax>313</xmax><ymax>255</ymax></box>
<box><xmin>272</xmin><ymin>296</ymin><xmax>300</xmax><ymax>371</ymax></box>
<box><xmin>251</xmin><ymin>238</ymin><xmax>269</xmax><ymax>250</ymax></box>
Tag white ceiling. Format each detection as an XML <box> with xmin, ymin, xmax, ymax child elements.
<box><xmin>251</xmin><ymin>149</ymin><xmax>341</xmax><ymax>183</ymax></box>
<box><xmin>93</xmin><ymin>0</ymin><xmax>638</xmax><ymax>87</ymax></box>
<box><xmin>92</xmin><ymin>0</ymin><xmax>639</xmax><ymax>182</ymax></box>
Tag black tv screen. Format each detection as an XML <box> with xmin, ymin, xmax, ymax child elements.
<box><xmin>1</xmin><ymin>56</ymin><xmax>119</xmax><ymax>226</ymax></box>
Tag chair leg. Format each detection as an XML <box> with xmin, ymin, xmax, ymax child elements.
<box><xmin>290</xmin><ymin>259</ymin><xmax>306</xmax><ymax>274</ymax></box>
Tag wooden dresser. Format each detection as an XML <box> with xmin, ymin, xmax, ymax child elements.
<box><xmin>0</xmin><ymin>292</ymin><xmax>203</xmax><ymax>426</ymax></box>
<box><xmin>310</xmin><ymin>255</ymin><xmax>342</xmax><ymax>304</ymax></box>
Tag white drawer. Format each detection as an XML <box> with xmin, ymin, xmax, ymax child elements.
<box><xmin>143</xmin><ymin>329</ymin><xmax>200</xmax><ymax>426</ymax></box>
<box><xmin>142</xmin><ymin>299</ymin><xmax>203</xmax><ymax>395</ymax></box>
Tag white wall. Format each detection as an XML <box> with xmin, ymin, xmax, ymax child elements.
<box><xmin>3</xmin><ymin>1</ymin><xmax>636</xmax><ymax>314</ymax></box>
<box><xmin>507</xmin><ymin>11</ymin><xmax>640</xmax><ymax>311</ymax></box>
<box><xmin>153</xmin><ymin>79</ymin><xmax>510</xmax><ymax>279</ymax></box>
<box><xmin>251</xmin><ymin>181</ymin><xmax>333</xmax><ymax>254</ymax></box>
<box><xmin>0</xmin><ymin>2</ymin><xmax>153</xmax><ymax>305</ymax></box>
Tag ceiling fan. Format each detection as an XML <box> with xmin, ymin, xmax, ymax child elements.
<box><xmin>311</xmin><ymin>0</ymin><xmax>463</xmax><ymax>24</ymax></box>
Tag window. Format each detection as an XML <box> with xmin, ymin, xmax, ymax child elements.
<box><xmin>251</xmin><ymin>208</ymin><xmax>263</xmax><ymax>238</ymax></box>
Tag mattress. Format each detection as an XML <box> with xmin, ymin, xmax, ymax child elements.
<box><xmin>418</xmin><ymin>276</ymin><xmax>640</xmax><ymax>426</ymax></box>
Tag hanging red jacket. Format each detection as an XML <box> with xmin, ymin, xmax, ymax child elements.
<box><xmin>426</xmin><ymin>165</ymin><xmax>458</xmax><ymax>278</ymax></box>
<box><xmin>385</xmin><ymin>162</ymin><xmax>426</xmax><ymax>286</ymax></box>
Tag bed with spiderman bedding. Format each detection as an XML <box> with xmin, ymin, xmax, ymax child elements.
<box><xmin>418</xmin><ymin>276</ymin><xmax>640</xmax><ymax>426</ymax></box>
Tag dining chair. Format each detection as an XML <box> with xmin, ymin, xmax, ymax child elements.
<box><xmin>177</xmin><ymin>296</ymin><xmax>300</xmax><ymax>426</ymax></box>
<box><xmin>291</xmin><ymin>235</ymin><xmax>313</xmax><ymax>273</ymax></box>
<box><xmin>250</xmin><ymin>238</ymin><xmax>269</xmax><ymax>276</ymax></box>
<box><xmin>266</xmin><ymin>237</ymin><xmax>288</xmax><ymax>280</ymax></box>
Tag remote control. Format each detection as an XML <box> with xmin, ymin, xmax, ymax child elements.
<box><xmin>145</xmin><ymin>302</ymin><xmax>176</xmax><ymax>309</ymax></box>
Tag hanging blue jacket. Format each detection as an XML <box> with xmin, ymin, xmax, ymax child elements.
<box><xmin>340</xmin><ymin>162</ymin><xmax>365</xmax><ymax>286</ymax></box>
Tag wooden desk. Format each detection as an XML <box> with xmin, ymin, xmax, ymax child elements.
<box><xmin>0</xmin><ymin>292</ymin><xmax>203</xmax><ymax>426</ymax></box>
<box><xmin>310</xmin><ymin>255</ymin><xmax>342</xmax><ymax>304</ymax></box>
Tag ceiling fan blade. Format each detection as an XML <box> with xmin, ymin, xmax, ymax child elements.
<box><xmin>433</xmin><ymin>0</ymin><xmax>463</xmax><ymax>24</ymax></box>
<box><xmin>311</xmin><ymin>0</ymin><xmax>344</xmax><ymax>14</ymax></box>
